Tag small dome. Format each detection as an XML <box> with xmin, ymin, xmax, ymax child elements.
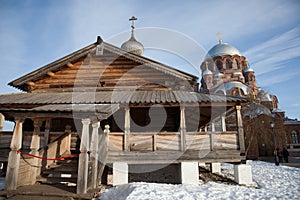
<box><xmin>234</xmin><ymin>71</ymin><xmax>243</xmax><ymax>76</ymax></box>
<box><xmin>214</xmin><ymin>72</ymin><xmax>224</xmax><ymax>78</ymax></box>
<box><xmin>121</xmin><ymin>33</ymin><xmax>144</xmax><ymax>55</ymax></box>
<box><xmin>203</xmin><ymin>68</ymin><xmax>213</xmax><ymax>76</ymax></box>
<box><xmin>205</xmin><ymin>43</ymin><xmax>241</xmax><ymax>60</ymax></box>
<box><xmin>244</xmin><ymin>66</ymin><xmax>254</xmax><ymax>73</ymax></box>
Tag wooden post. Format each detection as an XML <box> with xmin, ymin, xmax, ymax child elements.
<box><xmin>44</xmin><ymin>119</ymin><xmax>51</xmax><ymax>146</ymax></box>
<box><xmin>5</xmin><ymin>118</ymin><xmax>24</xmax><ymax>190</ymax></box>
<box><xmin>65</xmin><ymin>125</ymin><xmax>72</xmax><ymax>155</ymax></box>
<box><xmin>236</xmin><ymin>105</ymin><xmax>245</xmax><ymax>153</ymax></box>
<box><xmin>29</xmin><ymin>119</ymin><xmax>41</xmax><ymax>185</ymax></box>
<box><xmin>210</xmin><ymin>122</ymin><xmax>215</xmax><ymax>151</ymax></box>
<box><xmin>0</xmin><ymin>113</ymin><xmax>4</xmax><ymax>132</ymax></box>
<box><xmin>77</xmin><ymin>118</ymin><xmax>90</xmax><ymax>194</ymax></box>
<box><xmin>221</xmin><ymin>114</ymin><xmax>226</xmax><ymax>132</ymax></box>
<box><xmin>180</xmin><ymin>105</ymin><xmax>186</xmax><ymax>151</ymax></box>
<box><xmin>98</xmin><ymin>124</ymin><xmax>109</xmax><ymax>185</ymax></box>
<box><xmin>124</xmin><ymin>107</ymin><xmax>130</xmax><ymax>151</ymax></box>
<box><xmin>90</xmin><ymin>121</ymin><xmax>100</xmax><ymax>189</ymax></box>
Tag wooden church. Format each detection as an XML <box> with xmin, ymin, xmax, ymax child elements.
<box><xmin>0</xmin><ymin>17</ymin><xmax>251</xmax><ymax>195</ymax></box>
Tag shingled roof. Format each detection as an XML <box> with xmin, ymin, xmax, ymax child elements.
<box><xmin>0</xmin><ymin>90</ymin><xmax>249</xmax><ymax>106</ymax></box>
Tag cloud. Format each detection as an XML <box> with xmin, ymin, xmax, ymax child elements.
<box><xmin>244</xmin><ymin>26</ymin><xmax>300</xmax><ymax>75</ymax></box>
<box><xmin>257</xmin><ymin>70</ymin><xmax>300</xmax><ymax>87</ymax></box>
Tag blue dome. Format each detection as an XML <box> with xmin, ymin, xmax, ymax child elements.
<box><xmin>205</xmin><ymin>43</ymin><xmax>241</xmax><ymax>59</ymax></box>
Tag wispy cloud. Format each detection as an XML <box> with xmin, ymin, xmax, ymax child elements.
<box><xmin>243</xmin><ymin>26</ymin><xmax>300</xmax><ymax>76</ymax></box>
<box><xmin>257</xmin><ymin>70</ymin><xmax>300</xmax><ymax>87</ymax></box>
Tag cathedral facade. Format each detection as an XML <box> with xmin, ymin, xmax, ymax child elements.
<box><xmin>199</xmin><ymin>38</ymin><xmax>287</xmax><ymax>159</ymax></box>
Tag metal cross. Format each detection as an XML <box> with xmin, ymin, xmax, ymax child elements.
<box><xmin>129</xmin><ymin>16</ymin><xmax>138</xmax><ymax>29</ymax></box>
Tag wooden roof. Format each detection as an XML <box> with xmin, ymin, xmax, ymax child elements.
<box><xmin>8</xmin><ymin>36</ymin><xmax>198</xmax><ymax>92</ymax></box>
<box><xmin>0</xmin><ymin>91</ymin><xmax>249</xmax><ymax>106</ymax></box>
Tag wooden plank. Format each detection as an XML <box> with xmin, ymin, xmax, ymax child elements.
<box><xmin>129</xmin><ymin>135</ymin><xmax>152</xmax><ymax>151</ymax></box>
<box><xmin>108</xmin><ymin>135</ymin><xmax>123</xmax><ymax>151</ymax></box>
<box><xmin>185</xmin><ymin>134</ymin><xmax>210</xmax><ymax>150</ymax></box>
<box><xmin>156</xmin><ymin>135</ymin><xmax>180</xmax><ymax>151</ymax></box>
<box><xmin>106</xmin><ymin>150</ymin><xmax>245</xmax><ymax>164</ymax></box>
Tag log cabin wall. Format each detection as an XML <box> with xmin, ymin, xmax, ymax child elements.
<box><xmin>29</xmin><ymin>50</ymin><xmax>195</xmax><ymax>93</ymax></box>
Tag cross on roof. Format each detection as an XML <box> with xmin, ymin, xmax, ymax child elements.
<box><xmin>129</xmin><ymin>16</ymin><xmax>138</xmax><ymax>30</ymax></box>
<box><xmin>217</xmin><ymin>32</ymin><xmax>223</xmax><ymax>44</ymax></box>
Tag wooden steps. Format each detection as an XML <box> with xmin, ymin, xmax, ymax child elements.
<box><xmin>37</xmin><ymin>157</ymin><xmax>78</xmax><ymax>185</ymax></box>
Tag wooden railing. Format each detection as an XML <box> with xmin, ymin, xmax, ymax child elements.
<box><xmin>16</xmin><ymin>131</ymin><xmax>72</xmax><ymax>187</ymax></box>
<box><xmin>38</xmin><ymin>131</ymin><xmax>72</xmax><ymax>169</ymax></box>
<box><xmin>108</xmin><ymin>131</ymin><xmax>239</xmax><ymax>152</ymax></box>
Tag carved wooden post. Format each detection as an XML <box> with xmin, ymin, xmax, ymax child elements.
<box><xmin>77</xmin><ymin>118</ymin><xmax>90</xmax><ymax>194</ymax></box>
<box><xmin>29</xmin><ymin>119</ymin><xmax>41</xmax><ymax>184</ymax></box>
<box><xmin>65</xmin><ymin>125</ymin><xmax>72</xmax><ymax>155</ymax></box>
<box><xmin>90</xmin><ymin>121</ymin><xmax>100</xmax><ymax>189</ymax></box>
<box><xmin>5</xmin><ymin>118</ymin><xmax>24</xmax><ymax>190</ymax></box>
<box><xmin>180</xmin><ymin>105</ymin><xmax>186</xmax><ymax>151</ymax></box>
<box><xmin>236</xmin><ymin>105</ymin><xmax>245</xmax><ymax>153</ymax></box>
<box><xmin>124</xmin><ymin>107</ymin><xmax>130</xmax><ymax>151</ymax></box>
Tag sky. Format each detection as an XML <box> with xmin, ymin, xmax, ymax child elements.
<box><xmin>0</xmin><ymin>0</ymin><xmax>300</xmax><ymax>124</ymax></box>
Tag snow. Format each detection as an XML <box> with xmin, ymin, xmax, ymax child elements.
<box><xmin>100</xmin><ymin>161</ymin><xmax>300</xmax><ymax>200</ymax></box>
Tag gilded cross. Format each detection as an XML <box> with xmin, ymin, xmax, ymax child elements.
<box><xmin>217</xmin><ymin>32</ymin><xmax>223</xmax><ymax>44</ymax></box>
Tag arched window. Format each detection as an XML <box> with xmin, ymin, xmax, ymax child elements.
<box><xmin>216</xmin><ymin>60</ymin><xmax>223</xmax><ymax>71</ymax></box>
<box><xmin>291</xmin><ymin>130</ymin><xmax>299</xmax><ymax>144</ymax></box>
<box><xmin>226</xmin><ymin>59</ymin><xmax>231</xmax><ymax>69</ymax></box>
<box><xmin>233</xmin><ymin>59</ymin><xmax>238</xmax><ymax>69</ymax></box>
<box><xmin>249</xmin><ymin>75</ymin><xmax>255</xmax><ymax>81</ymax></box>
<box><xmin>242</xmin><ymin>61</ymin><xmax>246</xmax><ymax>69</ymax></box>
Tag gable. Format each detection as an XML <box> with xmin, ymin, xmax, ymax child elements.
<box><xmin>9</xmin><ymin>37</ymin><xmax>198</xmax><ymax>92</ymax></box>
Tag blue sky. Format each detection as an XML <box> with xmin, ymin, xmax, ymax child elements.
<box><xmin>0</xmin><ymin>0</ymin><xmax>300</xmax><ymax>126</ymax></box>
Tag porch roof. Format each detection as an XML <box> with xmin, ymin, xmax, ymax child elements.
<box><xmin>0</xmin><ymin>90</ymin><xmax>250</xmax><ymax>106</ymax></box>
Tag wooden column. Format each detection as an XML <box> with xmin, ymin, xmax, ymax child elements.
<box><xmin>44</xmin><ymin>119</ymin><xmax>51</xmax><ymax>146</ymax></box>
<box><xmin>210</xmin><ymin>122</ymin><xmax>215</xmax><ymax>151</ymax></box>
<box><xmin>124</xmin><ymin>107</ymin><xmax>130</xmax><ymax>151</ymax></box>
<box><xmin>180</xmin><ymin>105</ymin><xmax>186</xmax><ymax>151</ymax></box>
<box><xmin>77</xmin><ymin>118</ymin><xmax>90</xmax><ymax>194</ymax></box>
<box><xmin>98</xmin><ymin>124</ymin><xmax>109</xmax><ymax>185</ymax></box>
<box><xmin>221</xmin><ymin>114</ymin><xmax>227</xmax><ymax>132</ymax></box>
<box><xmin>29</xmin><ymin>119</ymin><xmax>41</xmax><ymax>184</ymax></box>
<box><xmin>0</xmin><ymin>113</ymin><xmax>4</xmax><ymax>132</ymax></box>
<box><xmin>5</xmin><ymin>118</ymin><xmax>24</xmax><ymax>190</ymax></box>
<box><xmin>90</xmin><ymin>121</ymin><xmax>100</xmax><ymax>189</ymax></box>
<box><xmin>236</xmin><ymin>105</ymin><xmax>245</xmax><ymax>153</ymax></box>
<box><xmin>65</xmin><ymin>125</ymin><xmax>72</xmax><ymax>155</ymax></box>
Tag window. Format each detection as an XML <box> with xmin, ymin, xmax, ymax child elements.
<box><xmin>226</xmin><ymin>59</ymin><xmax>231</xmax><ymax>69</ymax></box>
<box><xmin>216</xmin><ymin>60</ymin><xmax>223</xmax><ymax>71</ymax></box>
<box><xmin>291</xmin><ymin>130</ymin><xmax>299</xmax><ymax>144</ymax></box>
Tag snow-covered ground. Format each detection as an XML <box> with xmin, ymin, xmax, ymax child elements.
<box><xmin>100</xmin><ymin>161</ymin><xmax>300</xmax><ymax>200</ymax></box>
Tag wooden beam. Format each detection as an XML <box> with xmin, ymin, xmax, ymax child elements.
<box><xmin>66</xmin><ymin>62</ymin><xmax>74</xmax><ymax>68</ymax></box>
<box><xmin>46</xmin><ymin>71</ymin><xmax>55</xmax><ymax>77</ymax></box>
<box><xmin>26</xmin><ymin>81</ymin><xmax>35</xmax><ymax>86</ymax></box>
